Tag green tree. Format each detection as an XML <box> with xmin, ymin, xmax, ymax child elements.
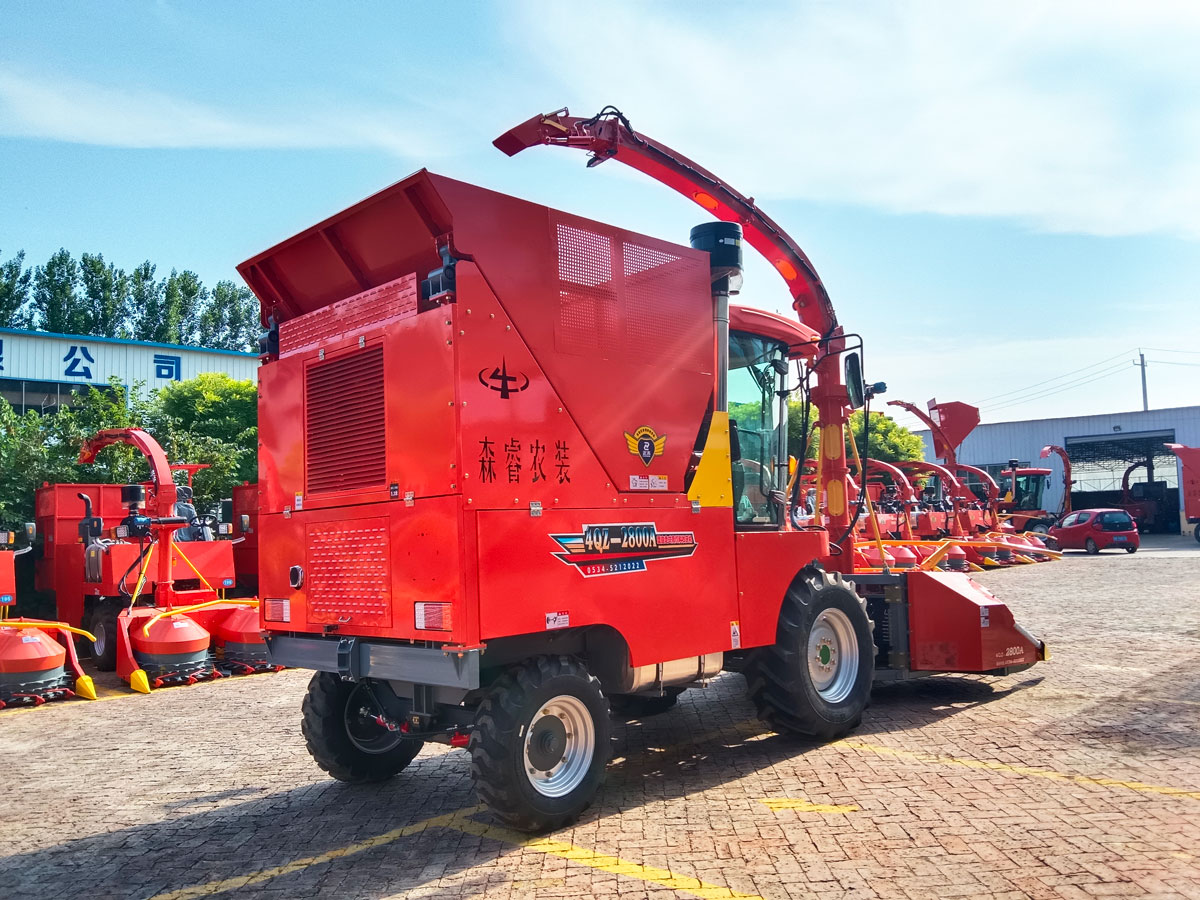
<box><xmin>126</xmin><ymin>261</ymin><xmax>164</xmax><ymax>342</ymax></box>
<box><xmin>32</xmin><ymin>249</ymin><xmax>85</xmax><ymax>334</ymax></box>
<box><xmin>149</xmin><ymin>372</ymin><xmax>258</xmax><ymax>505</ymax></box>
<box><xmin>200</xmin><ymin>280</ymin><xmax>260</xmax><ymax>351</ymax></box>
<box><xmin>0</xmin><ymin>374</ymin><xmax>258</xmax><ymax>530</ymax></box>
<box><xmin>79</xmin><ymin>253</ymin><xmax>129</xmax><ymax>338</ymax></box>
<box><xmin>786</xmin><ymin>401</ymin><xmax>923</xmax><ymax>464</ymax></box>
<box><xmin>162</xmin><ymin>269</ymin><xmax>207</xmax><ymax>345</ymax></box>
<box><xmin>0</xmin><ymin>249</ymin><xmax>32</xmax><ymax>328</ymax></box>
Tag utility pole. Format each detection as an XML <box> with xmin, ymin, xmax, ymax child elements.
<box><xmin>1135</xmin><ymin>350</ymin><xmax>1148</xmax><ymax>411</ymax></box>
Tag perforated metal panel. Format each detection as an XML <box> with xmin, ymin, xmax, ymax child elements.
<box><xmin>305</xmin><ymin>346</ymin><xmax>386</xmax><ymax>494</ymax></box>
<box><xmin>621</xmin><ymin>241</ymin><xmax>688</xmax><ymax>360</ymax></box>
<box><xmin>554</xmin><ymin>222</ymin><xmax>697</xmax><ymax>361</ymax></box>
<box><xmin>305</xmin><ymin>518</ymin><xmax>391</xmax><ymax>626</ymax></box>
<box><xmin>556</xmin><ymin>223</ymin><xmax>618</xmax><ymax>356</ymax></box>
<box><xmin>280</xmin><ymin>274</ymin><xmax>418</xmax><ymax>356</ymax></box>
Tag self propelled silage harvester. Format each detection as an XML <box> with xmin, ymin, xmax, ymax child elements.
<box><xmin>33</xmin><ymin>428</ymin><xmax>277</xmax><ymax>693</ymax></box>
<box><xmin>244</xmin><ymin>106</ymin><xmax>1047</xmax><ymax>833</ymax></box>
<box><xmin>0</xmin><ymin>527</ymin><xmax>97</xmax><ymax>709</ymax></box>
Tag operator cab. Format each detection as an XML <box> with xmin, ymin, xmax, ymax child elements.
<box><xmin>1001</xmin><ymin>468</ymin><xmax>1050</xmax><ymax>511</ymax></box>
<box><xmin>728</xmin><ymin>331</ymin><xmax>788</xmax><ymax>526</ymax></box>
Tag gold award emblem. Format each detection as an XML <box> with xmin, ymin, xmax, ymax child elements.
<box><xmin>624</xmin><ymin>426</ymin><xmax>666</xmax><ymax>467</ymax></box>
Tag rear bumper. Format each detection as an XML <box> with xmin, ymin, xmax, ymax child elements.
<box><xmin>265</xmin><ymin>634</ymin><xmax>480</xmax><ymax>689</ymax></box>
<box><xmin>1099</xmin><ymin>533</ymin><xmax>1139</xmax><ymax>549</ymax></box>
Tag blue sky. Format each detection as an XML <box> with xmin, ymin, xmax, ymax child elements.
<box><xmin>3</xmin><ymin>1</ymin><xmax>1198</xmax><ymax>427</ymax></box>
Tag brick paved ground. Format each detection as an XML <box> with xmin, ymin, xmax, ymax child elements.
<box><xmin>1</xmin><ymin>535</ymin><xmax>1198</xmax><ymax>899</ymax></box>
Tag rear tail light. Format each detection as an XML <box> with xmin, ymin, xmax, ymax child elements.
<box><xmin>264</xmin><ymin>598</ymin><xmax>291</xmax><ymax>623</ymax></box>
<box><xmin>415</xmin><ymin>602</ymin><xmax>452</xmax><ymax>631</ymax></box>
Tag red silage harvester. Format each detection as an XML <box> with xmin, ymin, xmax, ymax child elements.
<box><xmin>1165</xmin><ymin>443</ymin><xmax>1200</xmax><ymax>542</ymax></box>
<box><xmin>34</xmin><ymin>428</ymin><xmax>276</xmax><ymax>693</ymax></box>
<box><xmin>246</xmin><ymin>107</ymin><xmax>1046</xmax><ymax>832</ymax></box>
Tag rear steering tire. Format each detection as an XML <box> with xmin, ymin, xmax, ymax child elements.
<box><xmin>470</xmin><ymin>656</ymin><xmax>610</xmax><ymax>833</ymax></box>
<box><xmin>1085</xmin><ymin>538</ymin><xmax>1099</xmax><ymax>555</ymax></box>
<box><xmin>745</xmin><ymin>567</ymin><xmax>874</xmax><ymax>740</ymax></box>
<box><xmin>89</xmin><ymin>600</ymin><xmax>121</xmax><ymax>672</ymax></box>
<box><xmin>301</xmin><ymin>673</ymin><xmax>423</xmax><ymax>783</ymax></box>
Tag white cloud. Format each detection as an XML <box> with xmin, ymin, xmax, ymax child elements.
<box><xmin>0</xmin><ymin>67</ymin><xmax>438</xmax><ymax>157</ymax></box>
<box><xmin>511</xmin><ymin>0</ymin><xmax>1200</xmax><ymax>239</ymax></box>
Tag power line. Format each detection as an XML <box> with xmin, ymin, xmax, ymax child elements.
<box><xmin>981</xmin><ymin>359</ymin><xmax>1131</xmax><ymax>410</ymax></box>
<box><xmin>972</xmin><ymin>348</ymin><xmax>1135</xmax><ymax>404</ymax></box>
<box><xmin>1141</xmin><ymin>347</ymin><xmax>1200</xmax><ymax>356</ymax></box>
<box><xmin>1147</xmin><ymin>359</ymin><xmax>1200</xmax><ymax>367</ymax></box>
<box><xmin>982</xmin><ymin>363</ymin><xmax>1131</xmax><ymax>413</ymax></box>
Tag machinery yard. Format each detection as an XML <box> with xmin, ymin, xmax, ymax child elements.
<box><xmin>3</xmin><ymin>535</ymin><xmax>1197</xmax><ymax>900</ymax></box>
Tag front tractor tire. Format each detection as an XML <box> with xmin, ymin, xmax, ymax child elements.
<box><xmin>470</xmin><ymin>656</ymin><xmax>611</xmax><ymax>833</ymax></box>
<box><xmin>746</xmin><ymin>568</ymin><xmax>875</xmax><ymax>740</ymax></box>
<box><xmin>301</xmin><ymin>673</ymin><xmax>423</xmax><ymax>784</ymax></box>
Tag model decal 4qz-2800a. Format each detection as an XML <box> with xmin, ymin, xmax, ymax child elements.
<box><xmin>550</xmin><ymin>523</ymin><xmax>698</xmax><ymax>577</ymax></box>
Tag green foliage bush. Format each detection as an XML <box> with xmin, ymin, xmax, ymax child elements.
<box><xmin>0</xmin><ymin>373</ymin><xmax>256</xmax><ymax>529</ymax></box>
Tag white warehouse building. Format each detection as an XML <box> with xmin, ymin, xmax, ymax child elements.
<box><xmin>914</xmin><ymin>405</ymin><xmax>1200</xmax><ymax>533</ymax></box>
<box><xmin>0</xmin><ymin>327</ymin><xmax>259</xmax><ymax>414</ymax></box>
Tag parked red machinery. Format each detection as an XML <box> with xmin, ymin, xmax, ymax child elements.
<box><xmin>889</xmin><ymin>397</ymin><xmax>1060</xmax><ymax>545</ymax></box>
<box><xmin>0</xmin><ymin>526</ymin><xmax>97</xmax><ymax>708</ymax></box>
<box><xmin>34</xmin><ymin>429</ymin><xmax>275</xmax><ymax>692</ymax></box>
<box><xmin>244</xmin><ymin>106</ymin><xmax>1045</xmax><ymax>832</ymax></box>
<box><xmin>1113</xmin><ymin>460</ymin><xmax>1169</xmax><ymax>532</ymax></box>
<box><xmin>1164</xmin><ymin>443</ymin><xmax>1200</xmax><ymax>542</ymax></box>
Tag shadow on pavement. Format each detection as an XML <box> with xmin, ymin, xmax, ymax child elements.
<box><xmin>0</xmin><ymin>670</ymin><xmax>1028</xmax><ymax>900</ymax></box>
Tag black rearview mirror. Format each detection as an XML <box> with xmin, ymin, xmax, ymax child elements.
<box><xmin>844</xmin><ymin>352</ymin><xmax>865</xmax><ymax>409</ymax></box>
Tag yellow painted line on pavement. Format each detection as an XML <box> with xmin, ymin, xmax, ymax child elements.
<box><xmin>148</xmin><ymin>802</ymin><xmax>760</xmax><ymax>900</ymax></box>
<box><xmin>839</xmin><ymin>740</ymin><xmax>1200</xmax><ymax>801</ymax></box>
<box><xmin>444</xmin><ymin>817</ymin><xmax>761</xmax><ymax>899</ymax></box>
<box><xmin>758</xmin><ymin>798</ymin><xmax>858</xmax><ymax>813</ymax></box>
<box><xmin>148</xmin><ymin>806</ymin><xmax>485</xmax><ymax>900</ymax></box>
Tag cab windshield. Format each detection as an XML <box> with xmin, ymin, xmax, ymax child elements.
<box><xmin>727</xmin><ymin>331</ymin><xmax>786</xmax><ymax>525</ymax></box>
<box><xmin>1010</xmin><ymin>474</ymin><xmax>1047</xmax><ymax>511</ymax></box>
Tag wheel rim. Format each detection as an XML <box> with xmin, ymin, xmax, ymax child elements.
<box><xmin>807</xmin><ymin>608</ymin><xmax>859</xmax><ymax>704</ymax></box>
<box><xmin>92</xmin><ymin>618</ymin><xmax>107</xmax><ymax>657</ymax></box>
<box><xmin>343</xmin><ymin>684</ymin><xmax>406</xmax><ymax>755</ymax></box>
<box><xmin>523</xmin><ymin>694</ymin><xmax>595</xmax><ymax>798</ymax></box>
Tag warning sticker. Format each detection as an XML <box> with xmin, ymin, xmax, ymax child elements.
<box><xmin>21</xmin><ymin>635</ymin><xmax>40</xmax><ymax>643</ymax></box>
<box><xmin>545</xmin><ymin>610</ymin><xmax>570</xmax><ymax>630</ymax></box>
<box><xmin>294</xmin><ymin>492</ymin><xmax>304</xmax><ymax>511</ymax></box>
<box><xmin>629</xmin><ymin>474</ymin><xmax>669</xmax><ymax>491</ymax></box>
<box><xmin>730</xmin><ymin>620</ymin><xmax>741</xmax><ymax>650</ymax></box>
<box><xmin>173</xmin><ymin>619</ymin><xmax>190</xmax><ymax>629</ymax></box>
<box><xmin>980</xmin><ymin>607</ymin><xmax>990</xmax><ymax>629</ymax></box>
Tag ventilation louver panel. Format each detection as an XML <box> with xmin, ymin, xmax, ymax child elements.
<box><xmin>305</xmin><ymin>346</ymin><xmax>386</xmax><ymax>494</ymax></box>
